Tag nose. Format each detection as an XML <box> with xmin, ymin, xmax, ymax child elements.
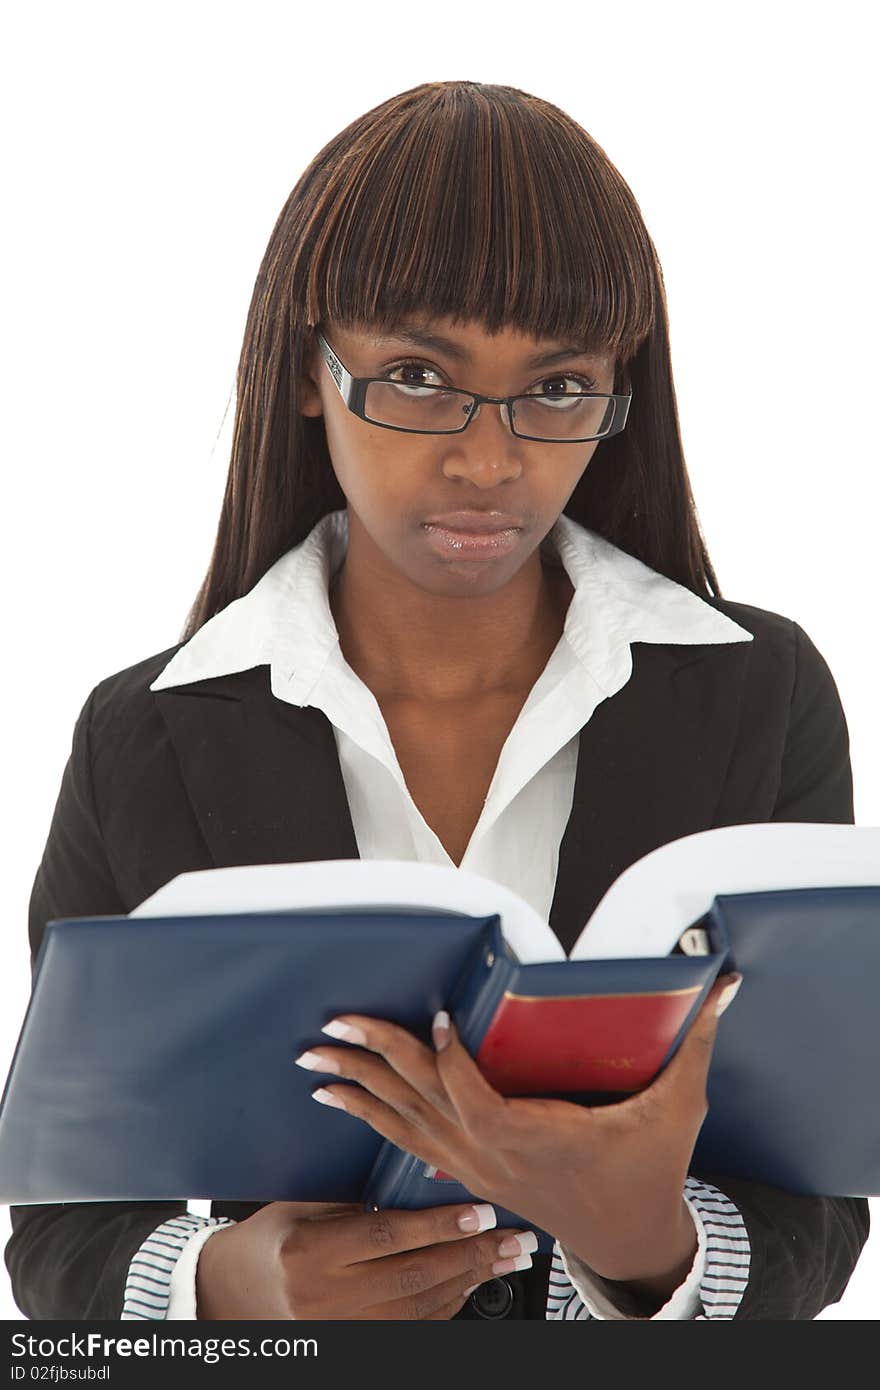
<box><xmin>442</xmin><ymin>397</ymin><xmax>522</xmax><ymax>484</ymax></box>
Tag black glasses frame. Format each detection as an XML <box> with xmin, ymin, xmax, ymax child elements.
<box><xmin>314</xmin><ymin>329</ymin><xmax>632</xmax><ymax>443</ymax></box>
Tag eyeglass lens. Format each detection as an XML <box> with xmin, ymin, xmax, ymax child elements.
<box><xmin>363</xmin><ymin>381</ymin><xmax>616</xmax><ymax>440</ymax></box>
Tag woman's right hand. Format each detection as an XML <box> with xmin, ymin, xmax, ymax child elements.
<box><xmin>195</xmin><ymin>1199</ymin><xmax>537</xmax><ymax>1320</ymax></box>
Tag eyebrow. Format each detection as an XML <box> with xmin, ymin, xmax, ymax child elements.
<box><xmin>368</xmin><ymin>324</ymin><xmax>602</xmax><ymax>369</ymax></box>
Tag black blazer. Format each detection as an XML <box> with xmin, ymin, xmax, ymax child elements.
<box><xmin>4</xmin><ymin>594</ymin><xmax>870</xmax><ymax>1320</ymax></box>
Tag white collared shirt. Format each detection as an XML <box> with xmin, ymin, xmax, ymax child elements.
<box><xmin>122</xmin><ymin>508</ymin><xmax>754</xmax><ymax>1322</ymax></box>
<box><xmin>150</xmin><ymin>509</ymin><xmax>753</xmax><ymax>919</ymax></box>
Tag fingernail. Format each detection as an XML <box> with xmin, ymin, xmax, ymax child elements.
<box><xmin>294</xmin><ymin>1051</ymin><xmax>341</xmax><ymax>1073</ymax></box>
<box><xmin>457</xmin><ymin>1203</ymin><xmax>497</xmax><ymax>1233</ymax></box>
<box><xmin>462</xmin><ymin>1284</ymin><xmax>481</xmax><ymax>1297</ymax></box>
<box><xmin>492</xmin><ymin>1254</ymin><xmax>533</xmax><ymax>1275</ymax></box>
<box><xmin>497</xmin><ymin>1231</ymin><xmax>539</xmax><ymax>1258</ymax></box>
<box><xmin>716</xmin><ymin>975</ymin><xmax>743</xmax><ymax>1016</ymax></box>
<box><xmin>311</xmin><ymin>1087</ymin><xmax>348</xmax><ymax>1110</ymax></box>
<box><xmin>322</xmin><ymin>1019</ymin><xmax>367</xmax><ymax>1045</ymax></box>
<box><xmin>432</xmin><ymin>1010</ymin><xmax>451</xmax><ymax>1051</ymax></box>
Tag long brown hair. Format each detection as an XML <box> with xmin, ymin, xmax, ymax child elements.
<box><xmin>181</xmin><ymin>80</ymin><xmax>720</xmax><ymax>642</ymax></box>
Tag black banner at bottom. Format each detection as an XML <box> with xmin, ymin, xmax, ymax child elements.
<box><xmin>0</xmin><ymin>1318</ymin><xmax>710</xmax><ymax>1384</ymax></box>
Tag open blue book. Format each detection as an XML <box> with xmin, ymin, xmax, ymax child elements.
<box><xmin>1</xmin><ymin>824</ymin><xmax>879</xmax><ymax>1258</ymax></box>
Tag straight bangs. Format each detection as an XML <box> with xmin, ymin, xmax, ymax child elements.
<box><xmin>299</xmin><ymin>83</ymin><xmax>657</xmax><ymax>373</ymax></box>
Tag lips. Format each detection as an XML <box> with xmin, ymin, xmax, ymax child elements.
<box><xmin>420</xmin><ymin>510</ymin><xmax>525</xmax><ymax>562</ymax></box>
<box><xmin>421</xmin><ymin>511</ymin><xmax>523</xmax><ymax>534</ymax></box>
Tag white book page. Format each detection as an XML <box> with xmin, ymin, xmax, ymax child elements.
<box><xmin>130</xmin><ymin>858</ymin><xmax>566</xmax><ymax>964</ymax></box>
<box><xmin>130</xmin><ymin>824</ymin><xmax>880</xmax><ymax>964</ymax></box>
<box><xmin>571</xmin><ymin>822</ymin><xmax>880</xmax><ymax>959</ymax></box>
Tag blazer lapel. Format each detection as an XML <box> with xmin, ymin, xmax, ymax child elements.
<box><xmin>153</xmin><ymin>666</ymin><xmax>360</xmax><ymax>871</ymax></box>
<box><xmin>549</xmin><ymin>640</ymin><xmax>753</xmax><ymax>954</ymax></box>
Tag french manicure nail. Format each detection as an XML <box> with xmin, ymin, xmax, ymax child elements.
<box><xmin>492</xmin><ymin>1254</ymin><xmax>533</xmax><ymax>1275</ymax></box>
<box><xmin>322</xmin><ymin>1019</ymin><xmax>368</xmax><ymax>1045</ymax></box>
<box><xmin>462</xmin><ymin>1284</ymin><xmax>480</xmax><ymax>1297</ymax></box>
<box><xmin>311</xmin><ymin>1087</ymin><xmax>347</xmax><ymax>1110</ymax></box>
<box><xmin>457</xmin><ymin>1203</ymin><xmax>497</xmax><ymax>1233</ymax></box>
<box><xmin>716</xmin><ymin>975</ymin><xmax>743</xmax><ymax>1016</ymax></box>
<box><xmin>432</xmin><ymin>1010</ymin><xmax>451</xmax><ymax>1051</ymax></box>
<box><xmin>497</xmin><ymin>1231</ymin><xmax>539</xmax><ymax>1258</ymax></box>
<box><xmin>294</xmin><ymin>1051</ymin><xmax>341</xmax><ymax>1073</ymax></box>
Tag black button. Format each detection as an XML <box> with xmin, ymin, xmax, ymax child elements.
<box><xmin>469</xmin><ymin>1277</ymin><xmax>514</xmax><ymax>1319</ymax></box>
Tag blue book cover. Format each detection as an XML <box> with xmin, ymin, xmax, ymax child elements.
<box><xmin>1</xmin><ymin>867</ymin><xmax>879</xmax><ymax>1224</ymax></box>
<box><xmin>0</xmin><ymin>904</ymin><xmax>721</xmax><ymax>1211</ymax></box>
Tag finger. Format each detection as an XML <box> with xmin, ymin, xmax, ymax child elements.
<box><xmin>346</xmin><ymin>1227</ymin><xmax>537</xmax><ymax>1313</ymax></box>
<box><xmin>364</xmin><ymin>1269</ymin><xmax>485</xmax><ymax>1321</ymax></box>
<box><xmin>316</xmin><ymin>1014</ymin><xmax>459</xmax><ymax>1121</ymax></box>
<box><xmin>431</xmin><ymin>1011</ymin><xmax>509</xmax><ymax>1134</ymax></box>
<box><xmin>412</xmin><ymin>1271</ymin><xmax>489</xmax><ymax>1321</ymax></box>
<box><xmin>693</xmin><ymin>971</ymin><xmax>743</xmax><ymax>1045</ymax></box>
<box><xmin>280</xmin><ymin>1200</ymin><xmax>502</xmax><ymax>1268</ymax></box>
<box><xmin>357</xmin><ymin>1271</ymin><xmax>474</xmax><ymax>1320</ymax></box>
<box><xmin>275</xmin><ymin>1201</ymin><xmax>364</xmax><ymax>1222</ymax></box>
<box><xmin>276</xmin><ymin>1202</ymin><xmax>364</xmax><ymax>1213</ymax></box>
<box><xmin>296</xmin><ymin>1041</ymin><xmax>458</xmax><ymax>1141</ymax></box>
<box><xmin>713</xmin><ymin>972</ymin><xmax>744</xmax><ymax>1018</ymax></box>
<box><xmin>647</xmin><ymin>971</ymin><xmax>743</xmax><ymax>1110</ymax></box>
<box><xmin>359</xmin><ymin>1290</ymin><xmax>460</xmax><ymax>1321</ymax></box>
<box><xmin>308</xmin><ymin>1066</ymin><xmax>464</xmax><ymax>1171</ymax></box>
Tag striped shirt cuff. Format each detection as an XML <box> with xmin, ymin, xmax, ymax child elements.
<box><xmin>686</xmin><ymin>1176</ymin><xmax>751</xmax><ymax>1319</ymax></box>
<box><xmin>121</xmin><ymin>1214</ymin><xmax>236</xmax><ymax>1320</ymax></box>
<box><xmin>545</xmin><ymin>1176</ymin><xmax>751</xmax><ymax>1320</ymax></box>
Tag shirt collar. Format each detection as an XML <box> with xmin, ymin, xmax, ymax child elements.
<box><xmin>149</xmin><ymin>508</ymin><xmax>753</xmax><ymax>699</ymax></box>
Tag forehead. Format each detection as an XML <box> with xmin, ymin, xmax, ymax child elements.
<box><xmin>337</xmin><ymin>315</ymin><xmax>613</xmax><ymax>368</ymax></box>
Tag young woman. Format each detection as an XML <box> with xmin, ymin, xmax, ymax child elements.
<box><xmin>6</xmin><ymin>80</ymin><xmax>868</xmax><ymax>1322</ymax></box>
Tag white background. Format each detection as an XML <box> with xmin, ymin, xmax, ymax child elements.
<box><xmin>2</xmin><ymin>0</ymin><xmax>877</xmax><ymax>1320</ymax></box>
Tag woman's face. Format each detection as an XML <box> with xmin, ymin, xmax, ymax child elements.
<box><xmin>299</xmin><ymin>315</ymin><xmax>616</xmax><ymax>599</ymax></box>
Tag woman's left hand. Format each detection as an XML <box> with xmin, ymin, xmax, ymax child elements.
<box><xmin>294</xmin><ymin>973</ymin><xmax>741</xmax><ymax>1286</ymax></box>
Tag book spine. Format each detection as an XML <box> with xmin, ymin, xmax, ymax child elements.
<box><xmin>362</xmin><ymin>1155</ymin><xmax>557</xmax><ymax>1254</ymax></box>
<box><xmin>446</xmin><ymin>918</ymin><xmax>521</xmax><ymax>1053</ymax></box>
<box><xmin>472</xmin><ymin>953</ymin><xmax>727</xmax><ymax>1097</ymax></box>
<box><xmin>654</xmin><ymin>953</ymin><xmax>726</xmax><ymax>1071</ymax></box>
<box><xmin>359</xmin><ymin>922</ymin><xmax>560</xmax><ymax>1247</ymax></box>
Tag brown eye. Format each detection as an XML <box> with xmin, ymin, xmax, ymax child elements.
<box><xmin>528</xmin><ymin>374</ymin><xmax>598</xmax><ymax>402</ymax></box>
<box><xmin>383</xmin><ymin>360</ymin><xmax>446</xmax><ymax>392</ymax></box>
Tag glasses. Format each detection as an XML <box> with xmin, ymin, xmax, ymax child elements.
<box><xmin>314</xmin><ymin>329</ymin><xmax>632</xmax><ymax>443</ymax></box>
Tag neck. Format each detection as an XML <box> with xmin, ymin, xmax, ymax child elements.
<box><xmin>329</xmin><ymin>533</ymin><xmax>573</xmax><ymax>704</ymax></box>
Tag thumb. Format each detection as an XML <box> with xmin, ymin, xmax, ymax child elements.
<box><xmin>650</xmin><ymin>971</ymin><xmax>742</xmax><ymax>1104</ymax></box>
<box><xmin>272</xmin><ymin>1202</ymin><xmax>363</xmax><ymax>1223</ymax></box>
<box><xmin>711</xmin><ymin>971</ymin><xmax>744</xmax><ymax>1020</ymax></box>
